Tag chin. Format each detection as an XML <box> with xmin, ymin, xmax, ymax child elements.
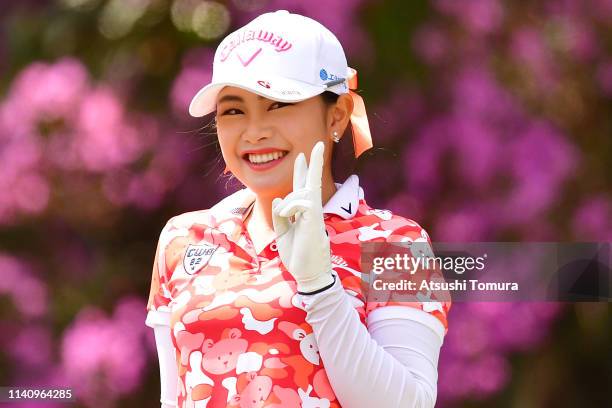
<box><xmin>245</xmin><ymin>176</ymin><xmax>291</xmax><ymax>198</ymax></box>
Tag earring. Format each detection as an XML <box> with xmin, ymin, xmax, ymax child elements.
<box><xmin>332</xmin><ymin>130</ymin><xmax>340</xmax><ymax>143</ymax></box>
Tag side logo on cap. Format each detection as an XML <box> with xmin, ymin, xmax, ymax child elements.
<box><xmin>257</xmin><ymin>80</ymin><xmax>271</xmax><ymax>89</ymax></box>
<box><xmin>320</xmin><ymin>68</ymin><xmax>341</xmax><ymax>81</ymax></box>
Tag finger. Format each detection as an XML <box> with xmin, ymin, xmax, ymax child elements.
<box><xmin>279</xmin><ymin>188</ymin><xmax>309</xmax><ymax>204</ymax></box>
<box><xmin>273</xmin><ymin>190</ymin><xmax>308</xmax><ymax>215</ymax></box>
<box><xmin>293</xmin><ymin>152</ymin><xmax>307</xmax><ymax>191</ymax></box>
<box><xmin>306</xmin><ymin>141</ymin><xmax>324</xmax><ymax>190</ymax></box>
<box><xmin>278</xmin><ymin>199</ymin><xmax>312</xmax><ymax>218</ymax></box>
<box><xmin>272</xmin><ymin>197</ymin><xmax>290</xmax><ymax>236</ymax></box>
<box><xmin>274</xmin><ymin>195</ymin><xmax>310</xmax><ymax>217</ymax></box>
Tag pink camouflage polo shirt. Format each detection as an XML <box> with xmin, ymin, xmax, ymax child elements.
<box><xmin>145</xmin><ymin>174</ymin><xmax>451</xmax><ymax>407</ymax></box>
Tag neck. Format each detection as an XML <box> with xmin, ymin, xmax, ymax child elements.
<box><xmin>246</xmin><ymin>176</ymin><xmax>337</xmax><ymax>232</ymax></box>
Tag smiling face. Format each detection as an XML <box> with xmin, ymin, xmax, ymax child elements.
<box><xmin>214</xmin><ymin>86</ymin><xmax>338</xmax><ymax>199</ymax></box>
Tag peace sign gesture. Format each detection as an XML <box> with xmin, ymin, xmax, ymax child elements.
<box><xmin>272</xmin><ymin>141</ymin><xmax>335</xmax><ymax>294</ymax></box>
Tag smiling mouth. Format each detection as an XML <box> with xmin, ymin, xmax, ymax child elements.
<box><xmin>243</xmin><ymin>150</ymin><xmax>289</xmax><ymax>164</ymax></box>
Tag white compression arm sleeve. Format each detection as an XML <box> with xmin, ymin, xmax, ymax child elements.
<box><xmin>146</xmin><ymin>311</ymin><xmax>179</xmax><ymax>408</ymax></box>
<box><xmin>301</xmin><ymin>275</ymin><xmax>444</xmax><ymax>408</ymax></box>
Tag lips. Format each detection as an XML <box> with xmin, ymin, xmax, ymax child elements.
<box><xmin>249</xmin><ymin>151</ymin><xmax>286</xmax><ymax>162</ymax></box>
<box><xmin>241</xmin><ymin>148</ymin><xmax>289</xmax><ymax>158</ymax></box>
<box><xmin>242</xmin><ymin>149</ymin><xmax>289</xmax><ymax>171</ymax></box>
<box><xmin>241</xmin><ymin>148</ymin><xmax>290</xmax><ymax>164</ymax></box>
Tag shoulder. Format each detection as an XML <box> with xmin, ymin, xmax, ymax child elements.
<box><xmin>159</xmin><ymin>187</ymin><xmax>253</xmax><ymax>235</ymax></box>
<box><xmin>163</xmin><ymin>209</ymin><xmax>213</xmax><ymax>232</ymax></box>
<box><xmin>356</xmin><ymin>203</ymin><xmax>451</xmax><ymax>336</ymax></box>
<box><xmin>349</xmin><ymin>199</ymin><xmax>432</xmax><ymax>244</ymax></box>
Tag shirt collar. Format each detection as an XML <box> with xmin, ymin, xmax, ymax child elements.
<box><xmin>209</xmin><ymin>174</ymin><xmax>364</xmax><ymax>223</ymax></box>
<box><xmin>322</xmin><ymin>174</ymin><xmax>364</xmax><ymax>220</ymax></box>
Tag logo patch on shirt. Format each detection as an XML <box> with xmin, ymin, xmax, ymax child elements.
<box><xmin>231</xmin><ymin>207</ymin><xmax>249</xmax><ymax>215</ymax></box>
<box><xmin>183</xmin><ymin>243</ymin><xmax>220</xmax><ymax>275</ymax></box>
<box><xmin>340</xmin><ymin>202</ymin><xmax>352</xmax><ymax>215</ymax></box>
<box><xmin>331</xmin><ymin>254</ymin><xmax>348</xmax><ymax>267</ymax></box>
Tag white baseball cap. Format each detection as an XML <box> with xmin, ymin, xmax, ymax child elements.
<box><xmin>188</xmin><ymin>9</ymin><xmax>351</xmax><ymax>117</ymax></box>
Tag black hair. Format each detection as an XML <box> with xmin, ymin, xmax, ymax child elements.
<box><xmin>320</xmin><ymin>90</ymin><xmax>340</xmax><ymax>106</ymax></box>
<box><xmin>319</xmin><ymin>91</ymin><xmax>357</xmax><ymax>179</ymax></box>
<box><xmin>319</xmin><ymin>91</ymin><xmax>341</xmax><ymax>163</ymax></box>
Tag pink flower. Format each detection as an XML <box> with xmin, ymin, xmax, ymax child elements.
<box><xmin>433</xmin><ymin>0</ymin><xmax>504</xmax><ymax>34</ymax></box>
<box><xmin>592</xmin><ymin>0</ymin><xmax>612</xmax><ymax>20</ymax></box>
<box><xmin>595</xmin><ymin>60</ymin><xmax>612</xmax><ymax>97</ymax></box>
<box><xmin>559</xmin><ymin>17</ymin><xmax>598</xmax><ymax>62</ymax></box>
<box><xmin>470</xmin><ymin>354</ymin><xmax>510</xmax><ymax>395</ymax></box>
<box><xmin>434</xmin><ymin>206</ymin><xmax>492</xmax><ymax>241</ymax></box>
<box><xmin>9</xmin><ymin>324</ymin><xmax>52</xmax><ymax>368</ymax></box>
<box><xmin>385</xmin><ymin>193</ymin><xmax>424</xmax><ymax>224</ymax></box>
<box><xmin>74</xmin><ymin>87</ymin><xmax>148</xmax><ymax>172</ymax></box>
<box><xmin>412</xmin><ymin>24</ymin><xmax>448</xmax><ymax>64</ymax></box>
<box><xmin>371</xmin><ymin>87</ymin><xmax>424</xmax><ymax>144</ymax></box>
<box><xmin>0</xmin><ymin>254</ymin><xmax>48</xmax><ymax>318</ymax></box>
<box><xmin>572</xmin><ymin>195</ymin><xmax>612</xmax><ymax>240</ymax></box>
<box><xmin>60</xmin><ymin>297</ymin><xmax>148</xmax><ymax>403</ymax></box>
<box><xmin>438</xmin><ymin>302</ymin><xmax>562</xmax><ymax>401</ymax></box>
<box><xmin>0</xmin><ymin>130</ymin><xmax>49</xmax><ymax>223</ymax></box>
<box><xmin>500</xmin><ymin>121</ymin><xmax>578</xmax><ymax>225</ymax></box>
<box><xmin>0</xmin><ymin>57</ymin><xmax>181</xmax><ymax>221</ymax></box>
<box><xmin>510</xmin><ymin>28</ymin><xmax>558</xmax><ymax>90</ymax></box>
<box><xmin>1</xmin><ymin>58</ymin><xmax>88</xmax><ymax>134</ymax></box>
<box><xmin>170</xmin><ymin>47</ymin><xmax>214</xmax><ymax>117</ymax></box>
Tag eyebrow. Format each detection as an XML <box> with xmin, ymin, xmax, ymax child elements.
<box><xmin>217</xmin><ymin>94</ymin><xmax>265</xmax><ymax>104</ymax></box>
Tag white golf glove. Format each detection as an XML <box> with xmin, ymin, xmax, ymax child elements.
<box><xmin>271</xmin><ymin>141</ymin><xmax>336</xmax><ymax>294</ymax></box>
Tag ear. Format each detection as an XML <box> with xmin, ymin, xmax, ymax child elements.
<box><xmin>228</xmin><ymin>328</ymin><xmax>242</xmax><ymax>339</ymax></box>
<box><xmin>230</xmin><ymin>394</ymin><xmax>241</xmax><ymax>405</ymax></box>
<box><xmin>326</xmin><ymin>93</ymin><xmax>354</xmax><ymax>139</ymax></box>
<box><xmin>293</xmin><ymin>329</ymin><xmax>306</xmax><ymax>341</ymax></box>
<box><xmin>202</xmin><ymin>338</ymin><xmax>214</xmax><ymax>353</ymax></box>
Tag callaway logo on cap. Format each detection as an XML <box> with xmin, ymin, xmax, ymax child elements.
<box><xmin>188</xmin><ymin>9</ymin><xmax>374</xmax><ymax>158</ymax></box>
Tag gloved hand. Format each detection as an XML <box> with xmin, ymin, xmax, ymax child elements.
<box><xmin>271</xmin><ymin>141</ymin><xmax>335</xmax><ymax>294</ymax></box>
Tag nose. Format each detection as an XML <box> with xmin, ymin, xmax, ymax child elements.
<box><xmin>242</xmin><ymin>117</ymin><xmax>273</xmax><ymax>145</ymax></box>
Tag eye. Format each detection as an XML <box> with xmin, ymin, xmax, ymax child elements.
<box><xmin>269</xmin><ymin>102</ymin><xmax>292</xmax><ymax>110</ymax></box>
<box><xmin>220</xmin><ymin>108</ymin><xmax>243</xmax><ymax>116</ymax></box>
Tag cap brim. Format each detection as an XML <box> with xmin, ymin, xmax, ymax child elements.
<box><xmin>188</xmin><ymin>76</ymin><xmax>327</xmax><ymax>117</ymax></box>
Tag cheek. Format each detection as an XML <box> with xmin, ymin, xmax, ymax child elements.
<box><xmin>216</xmin><ymin>131</ymin><xmax>239</xmax><ymax>159</ymax></box>
<box><xmin>281</xmin><ymin>118</ymin><xmax>326</xmax><ymax>150</ymax></box>
<box><xmin>297</xmin><ymin>134</ymin><xmax>328</xmax><ymax>156</ymax></box>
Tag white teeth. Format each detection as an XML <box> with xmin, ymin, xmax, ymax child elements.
<box><xmin>248</xmin><ymin>151</ymin><xmax>287</xmax><ymax>164</ymax></box>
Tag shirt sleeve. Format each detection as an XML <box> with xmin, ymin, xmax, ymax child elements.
<box><xmin>301</xmin><ymin>275</ymin><xmax>441</xmax><ymax>408</ymax></box>
<box><xmin>153</xmin><ymin>324</ymin><xmax>179</xmax><ymax>407</ymax></box>
<box><xmin>145</xmin><ymin>220</ymin><xmax>176</xmax><ymax>328</ymax></box>
<box><xmin>367</xmin><ymin>306</ymin><xmax>442</xmax><ymax>378</ymax></box>
<box><xmin>365</xmin><ymin>223</ymin><xmax>451</xmax><ymax>339</ymax></box>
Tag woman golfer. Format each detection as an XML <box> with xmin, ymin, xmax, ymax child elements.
<box><xmin>145</xmin><ymin>9</ymin><xmax>450</xmax><ymax>408</ymax></box>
